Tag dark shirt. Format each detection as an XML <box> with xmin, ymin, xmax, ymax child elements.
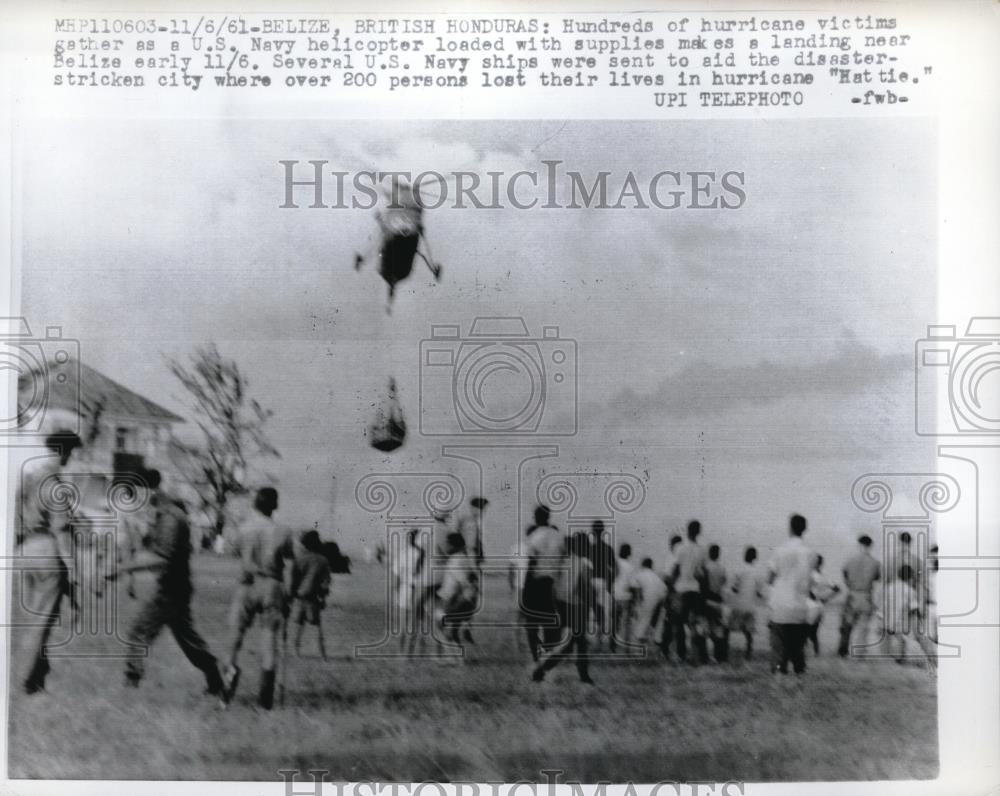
<box><xmin>144</xmin><ymin>499</ymin><xmax>193</xmax><ymax>595</ymax></box>
<box><xmin>590</xmin><ymin>538</ymin><xmax>617</xmax><ymax>584</ymax></box>
<box><xmin>294</xmin><ymin>551</ymin><xmax>332</xmax><ymax>600</ymax></box>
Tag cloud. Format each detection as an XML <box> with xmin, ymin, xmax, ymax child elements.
<box><xmin>596</xmin><ymin>331</ymin><xmax>910</xmax><ymax>424</ymax></box>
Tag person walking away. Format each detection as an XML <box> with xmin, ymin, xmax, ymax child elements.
<box><xmin>658</xmin><ymin>534</ymin><xmax>684</xmax><ymax>660</ymax></box>
<box><xmin>436</xmin><ymin>532</ymin><xmax>480</xmax><ymax>658</ymax></box>
<box><xmin>109</xmin><ymin>469</ymin><xmax>227</xmax><ymax>703</ymax></box>
<box><xmin>629</xmin><ymin>557</ymin><xmax>668</xmax><ymax>647</ymax></box>
<box><xmin>412</xmin><ymin>511</ymin><xmax>453</xmax><ymax>642</ymax></box>
<box><xmin>14</xmin><ymin>431</ymin><xmax>82</xmax><ymax>694</ymax></box>
<box><xmin>767</xmin><ymin>514</ymin><xmax>816</xmax><ymax>675</ymax></box>
<box><xmin>290</xmin><ymin>530</ymin><xmax>332</xmax><ymax>660</ymax></box>
<box><xmin>222</xmin><ymin>487</ymin><xmax>295</xmax><ymax>710</ymax></box>
<box><xmin>454</xmin><ymin>496</ymin><xmax>488</xmax><ymax>565</ymax></box>
<box><xmin>671</xmin><ymin>521</ymin><xmax>709</xmax><ymax>665</ymax></box>
<box><xmin>521</xmin><ymin>505</ymin><xmax>563</xmax><ymax>662</ymax></box>
<box><xmin>838</xmin><ymin>534</ymin><xmax>881</xmax><ymax>658</ymax></box>
<box><xmin>805</xmin><ymin>554</ymin><xmax>840</xmax><ymax>655</ymax></box>
<box><xmin>727</xmin><ymin>546</ymin><xmax>766</xmax><ymax>661</ymax></box>
<box><xmin>703</xmin><ymin>544</ymin><xmax>729</xmax><ymax>663</ymax></box>
<box><xmin>917</xmin><ymin>545</ymin><xmax>939</xmax><ymax>671</ymax></box>
<box><xmin>394</xmin><ymin>527</ymin><xmax>425</xmax><ymax>656</ymax></box>
<box><xmin>879</xmin><ymin>564</ymin><xmax>933</xmax><ymax>667</ymax></box>
<box><xmin>613</xmin><ymin>543</ymin><xmax>636</xmax><ymax>648</ymax></box>
<box><xmin>532</xmin><ymin>533</ymin><xmax>594</xmax><ymax>684</ymax></box>
<box><xmin>589</xmin><ymin>520</ymin><xmax>617</xmax><ymax>650</ymax></box>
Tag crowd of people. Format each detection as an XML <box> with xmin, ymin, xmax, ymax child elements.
<box><xmin>394</xmin><ymin>500</ymin><xmax>941</xmax><ymax>684</ymax></box>
<box><xmin>14</xmin><ymin>429</ymin><xmax>939</xmax><ymax>711</ymax></box>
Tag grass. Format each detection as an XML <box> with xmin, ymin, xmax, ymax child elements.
<box><xmin>8</xmin><ymin>558</ymin><xmax>937</xmax><ymax>781</ymax></box>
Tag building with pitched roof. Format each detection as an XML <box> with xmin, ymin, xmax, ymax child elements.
<box><xmin>18</xmin><ymin>358</ymin><xmax>184</xmax><ymax>478</ymax></box>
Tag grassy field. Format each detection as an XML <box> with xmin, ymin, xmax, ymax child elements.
<box><xmin>8</xmin><ymin>557</ymin><xmax>937</xmax><ymax>782</ymax></box>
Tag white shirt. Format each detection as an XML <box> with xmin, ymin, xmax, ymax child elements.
<box><xmin>630</xmin><ymin>567</ymin><xmax>668</xmax><ymax>605</ymax></box>
<box><xmin>614</xmin><ymin>557</ymin><xmax>636</xmax><ymax>600</ymax></box>
<box><xmin>767</xmin><ymin>536</ymin><xmax>816</xmax><ymax>624</ymax></box>
<box><xmin>674</xmin><ymin>540</ymin><xmax>707</xmax><ymax>593</ymax></box>
<box><xmin>525</xmin><ymin>525</ymin><xmax>564</xmax><ymax>581</ymax></box>
<box><xmin>393</xmin><ymin>542</ymin><xmax>423</xmax><ymax>607</ymax></box>
<box><xmin>728</xmin><ymin>563</ymin><xmax>767</xmax><ymax>611</ymax></box>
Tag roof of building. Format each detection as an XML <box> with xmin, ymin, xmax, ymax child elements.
<box><xmin>20</xmin><ymin>359</ymin><xmax>184</xmax><ymax>424</ymax></box>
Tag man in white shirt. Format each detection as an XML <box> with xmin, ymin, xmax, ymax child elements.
<box><xmin>521</xmin><ymin>505</ymin><xmax>564</xmax><ymax>661</ymax></box>
<box><xmin>727</xmin><ymin>546</ymin><xmax>767</xmax><ymax>661</ymax></box>
<box><xmin>393</xmin><ymin>527</ymin><xmax>425</xmax><ymax>655</ymax></box>
<box><xmin>671</xmin><ymin>521</ymin><xmax>709</xmax><ymax>664</ymax></box>
<box><xmin>629</xmin><ymin>557</ymin><xmax>668</xmax><ymax>645</ymax></box>
<box><xmin>767</xmin><ymin>514</ymin><xmax>817</xmax><ymax>675</ymax></box>
<box><xmin>613</xmin><ymin>543</ymin><xmax>636</xmax><ymax>647</ymax></box>
<box><xmin>658</xmin><ymin>534</ymin><xmax>683</xmax><ymax>659</ymax></box>
<box><xmin>222</xmin><ymin>487</ymin><xmax>295</xmax><ymax>709</ymax></box>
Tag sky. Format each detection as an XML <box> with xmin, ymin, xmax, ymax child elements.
<box><xmin>18</xmin><ymin>117</ymin><xmax>943</xmax><ymax>568</ymax></box>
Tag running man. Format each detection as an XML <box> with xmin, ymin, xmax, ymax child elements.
<box><xmin>838</xmin><ymin>534</ymin><xmax>882</xmax><ymax>658</ymax></box>
<box><xmin>629</xmin><ymin>557</ymin><xmax>668</xmax><ymax>646</ymax></box>
<box><xmin>110</xmin><ymin>469</ymin><xmax>227</xmax><ymax>703</ymax></box>
<box><xmin>394</xmin><ymin>527</ymin><xmax>425</xmax><ymax>656</ymax></box>
<box><xmin>589</xmin><ymin>520</ymin><xmax>617</xmax><ymax>649</ymax></box>
<box><xmin>222</xmin><ymin>487</ymin><xmax>295</xmax><ymax>710</ymax></box>
<box><xmin>671</xmin><ymin>521</ymin><xmax>709</xmax><ymax>664</ymax></box>
<box><xmin>521</xmin><ymin>505</ymin><xmax>563</xmax><ymax>662</ymax></box>
<box><xmin>658</xmin><ymin>534</ymin><xmax>684</xmax><ymax>660</ymax></box>
<box><xmin>806</xmin><ymin>554</ymin><xmax>840</xmax><ymax>655</ymax></box>
<box><xmin>613</xmin><ymin>543</ymin><xmax>636</xmax><ymax>647</ymax></box>
<box><xmin>453</xmin><ymin>496</ymin><xmax>488</xmax><ymax>566</ymax></box>
<box><xmin>14</xmin><ymin>431</ymin><xmax>82</xmax><ymax>694</ymax></box>
<box><xmin>703</xmin><ymin>544</ymin><xmax>729</xmax><ymax>663</ymax></box>
<box><xmin>290</xmin><ymin>530</ymin><xmax>332</xmax><ymax>660</ymax></box>
<box><xmin>532</xmin><ymin>533</ymin><xmax>594</xmax><ymax>684</ymax></box>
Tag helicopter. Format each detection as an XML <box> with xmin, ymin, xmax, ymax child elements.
<box><xmin>354</xmin><ymin>177</ymin><xmax>442</xmax><ymax>310</ymax></box>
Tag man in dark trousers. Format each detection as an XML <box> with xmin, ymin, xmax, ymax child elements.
<box><xmin>222</xmin><ymin>487</ymin><xmax>295</xmax><ymax>710</ymax></box>
<box><xmin>15</xmin><ymin>430</ymin><xmax>82</xmax><ymax>694</ymax></box>
<box><xmin>110</xmin><ymin>469</ymin><xmax>227</xmax><ymax>703</ymax></box>
<box><xmin>838</xmin><ymin>534</ymin><xmax>882</xmax><ymax>658</ymax></box>
<box><xmin>532</xmin><ymin>532</ymin><xmax>595</xmax><ymax>684</ymax></box>
<box><xmin>767</xmin><ymin>514</ymin><xmax>816</xmax><ymax>675</ymax></box>
<box><xmin>589</xmin><ymin>520</ymin><xmax>617</xmax><ymax>650</ymax></box>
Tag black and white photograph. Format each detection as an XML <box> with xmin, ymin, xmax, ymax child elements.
<box><xmin>1</xmin><ymin>3</ymin><xmax>998</xmax><ymax>795</ymax></box>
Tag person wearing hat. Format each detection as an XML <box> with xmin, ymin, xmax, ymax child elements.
<box><xmin>14</xmin><ymin>430</ymin><xmax>82</xmax><ymax>694</ymax></box>
<box><xmin>109</xmin><ymin>469</ymin><xmax>228</xmax><ymax>703</ymax></box>
<box><xmin>838</xmin><ymin>534</ymin><xmax>882</xmax><ymax>658</ymax></box>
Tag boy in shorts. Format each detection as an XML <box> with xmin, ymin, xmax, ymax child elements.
<box><xmin>291</xmin><ymin>530</ymin><xmax>332</xmax><ymax>660</ymax></box>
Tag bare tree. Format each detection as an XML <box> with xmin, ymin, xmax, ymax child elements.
<box><xmin>166</xmin><ymin>344</ymin><xmax>279</xmax><ymax>541</ymax></box>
